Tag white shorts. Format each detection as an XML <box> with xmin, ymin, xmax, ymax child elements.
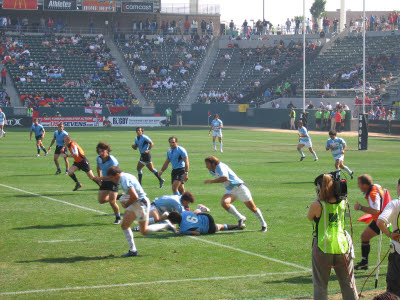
<box><xmin>334</xmin><ymin>155</ymin><xmax>344</xmax><ymax>162</ymax></box>
<box><xmin>0</xmin><ymin>122</ymin><xmax>4</xmax><ymax>126</ymax></box>
<box><xmin>126</xmin><ymin>197</ymin><xmax>150</xmax><ymax>222</ymax></box>
<box><xmin>213</xmin><ymin>131</ymin><xmax>222</xmax><ymax>138</ymax></box>
<box><xmin>299</xmin><ymin>140</ymin><xmax>312</xmax><ymax>148</ymax></box>
<box><xmin>225</xmin><ymin>184</ymin><xmax>252</xmax><ymax>202</ymax></box>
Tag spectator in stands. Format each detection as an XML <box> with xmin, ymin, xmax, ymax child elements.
<box><xmin>1</xmin><ymin>68</ymin><xmax>6</xmax><ymax>85</ymax></box>
<box><xmin>333</xmin><ymin>18</ymin><xmax>339</xmax><ymax>33</ymax></box>
<box><xmin>229</xmin><ymin>20</ymin><xmax>234</xmax><ymax>35</ymax></box>
<box><xmin>265</xmin><ymin>88</ymin><xmax>271</xmax><ymax>101</ymax></box>
<box><xmin>295</xmin><ymin>18</ymin><xmax>301</xmax><ymax>35</ymax></box>
<box><xmin>285</xmin><ymin>19</ymin><xmax>291</xmax><ymax>34</ymax></box>
<box><xmin>242</xmin><ymin>20</ymin><xmax>248</xmax><ymax>36</ymax></box>
<box><xmin>307</xmin><ymin>101</ymin><xmax>314</xmax><ymax>109</ymax></box>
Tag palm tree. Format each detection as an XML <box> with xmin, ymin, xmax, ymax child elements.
<box><xmin>310</xmin><ymin>0</ymin><xmax>326</xmax><ymax>31</ymax></box>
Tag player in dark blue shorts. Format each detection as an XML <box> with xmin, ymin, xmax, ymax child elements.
<box><xmin>48</xmin><ymin>122</ymin><xmax>69</xmax><ymax>175</ymax></box>
<box><xmin>30</xmin><ymin>118</ymin><xmax>48</xmax><ymax>157</ymax></box>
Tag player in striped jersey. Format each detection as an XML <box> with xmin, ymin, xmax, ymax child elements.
<box><xmin>0</xmin><ymin>108</ymin><xmax>6</xmax><ymax>138</ymax></box>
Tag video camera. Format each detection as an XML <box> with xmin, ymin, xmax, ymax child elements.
<box><xmin>314</xmin><ymin>171</ymin><xmax>348</xmax><ymax>200</ymax></box>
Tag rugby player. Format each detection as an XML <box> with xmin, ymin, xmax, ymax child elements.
<box><xmin>48</xmin><ymin>122</ymin><xmax>69</xmax><ymax>175</ymax></box>
<box><xmin>297</xmin><ymin>120</ymin><xmax>318</xmax><ymax>162</ymax></box>
<box><xmin>30</xmin><ymin>118</ymin><xmax>48</xmax><ymax>157</ymax></box>
<box><xmin>325</xmin><ymin>130</ymin><xmax>354</xmax><ymax>179</ymax></box>
<box><xmin>208</xmin><ymin>114</ymin><xmax>223</xmax><ymax>152</ymax></box>
<box><xmin>0</xmin><ymin>108</ymin><xmax>6</xmax><ymax>138</ymax></box>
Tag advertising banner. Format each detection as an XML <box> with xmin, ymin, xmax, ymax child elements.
<box><xmin>82</xmin><ymin>0</ymin><xmax>116</xmax><ymax>12</ymax></box>
<box><xmin>44</xmin><ymin>0</ymin><xmax>76</xmax><ymax>11</ymax></box>
<box><xmin>38</xmin><ymin>116</ymin><xmax>103</xmax><ymax>127</ymax></box>
<box><xmin>6</xmin><ymin>117</ymin><xmax>33</xmax><ymax>127</ymax></box>
<box><xmin>85</xmin><ymin>106</ymin><xmax>103</xmax><ymax>114</ymax></box>
<box><xmin>121</xmin><ymin>1</ymin><xmax>153</xmax><ymax>13</ymax></box>
<box><xmin>358</xmin><ymin>114</ymin><xmax>368</xmax><ymax>150</ymax></box>
<box><xmin>3</xmin><ymin>0</ymin><xmax>37</xmax><ymax>10</ymax></box>
<box><xmin>105</xmin><ymin>116</ymin><xmax>166</xmax><ymax>127</ymax></box>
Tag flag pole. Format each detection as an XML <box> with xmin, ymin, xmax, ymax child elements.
<box><xmin>375</xmin><ymin>230</ymin><xmax>383</xmax><ymax>288</ymax></box>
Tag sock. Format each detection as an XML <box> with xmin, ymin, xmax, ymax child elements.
<box><xmin>228</xmin><ymin>205</ymin><xmax>245</xmax><ymax>220</ymax></box>
<box><xmin>123</xmin><ymin>229</ymin><xmax>137</xmax><ymax>252</ymax></box>
<box><xmin>312</xmin><ymin>151</ymin><xmax>318</xmax><ymax>159</ymax></box>
<box><xmin>361</xmin><ymin>242</ymin><xmax>370</xmax><ymax>262</ymax></box>
<box><xmin>173</xmin><ymin>191</ymin><xmax>180</xmax><ymax>196</ymax></box>
<box><xmin>69</xmin><ymin>173</ymin><xmax>79</xmax><ymax>183</ymax></box>
<box><xmin>0</xmin><ymin>129</ymin><xmax>3</xmax><ymax>137</ymax></box>
<box><xmin>224</xmin><ymin>224</ymin><xmax>239</xmax><ymax>230</ymax></box>
<box><xmin>148</xmin><ymin>217</ymin><xmax>155</xmax><ymax>225</ymax></box>
<box><xmin>66</xmin><ymin>168</ymin><xmax>69</xmax><ymax>172</ymax></box>
<box><xmin>152</xmin><ymin>169</ymin><xmax>162</xmax><ymax>180</ymax></box>
<box><xmin>343</xmin><ymin>166</ymin><xmax>352</xmax><ymax>175</ymax></box>
<box><xmin>220</xmin><ymin>143</ymin><xmax>223</xmax><ymax>151</ymax></box>
<box><xmin>146</xmin><ymin>222</ymin><xmax>170</xmax><ymax>233</ymax></box>
<box><xmin>116</xmin><ymin>213</ymin><xmax>121</xmax><ymax>218</ymax></box>
<box><xmin>37</xmin><ymin>147</ymin><xmax>40</xmax><ymax>154</ymax></box>
<box><xmin>138</xmin><ymin>171</ymin><xmax>143</xmax><ymax>185</ymax></box>
<box><xmin>298</xmin><ymin>149</ymin><xmax>305</xmax><ymax>157</ymax></box>
<box><xmin>41</xmin><ymin>147</ymin><xmax>47</xmax><ymax>153</ymax></box>
<box><xmin>57</xmin><ymin>167</ymin><xmax>61</xmax><ymax>171</ymax></box>
<box><xmin>213</xmin><ymin>141</ymin><xmax>216</xmax><ymax>149</ymax></box>
<box><xmin>254</xmin><ymin>208</ymin><xmax>267</xmax><ymax>227</ymax></box>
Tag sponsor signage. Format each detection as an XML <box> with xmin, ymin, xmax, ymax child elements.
<box><xmin>44</xmin><ymin>0</ymin><xmax>76</xmax><ymax>11</ymax></box>
<box><xmin>38</xmin><ymin>116</ymin><xmax>103</xmax><ymax>127</ymax></box>
<box><xmin>106</xmin><ymin>116</ymin><xmax>166</xmax><ymax>127</ymax></box>
<box><xmin>6</xmin><ymin>117</ymin><xmax>32</xmax><ymax>127</ymax></box>
<box><xmin>82</xmin><ymin>0</ymin><xmax>116</xmax><ymax>12</ymax></box>
<box><xmin>358</xmin><ymin>114</ymin><xmax>368</xmax><ymax>150</ymax></box>
<box><xmin>3</xmin><ymin>0</ymin><xmax>37</xmax><ymax>10</ymax></box>
<box><xmin>121</xmin><ymin>1</ymin><xmax>153</xmax><ymax>13</ymax></box>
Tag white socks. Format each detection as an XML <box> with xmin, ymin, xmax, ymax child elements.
<box><xmin>220</xmin><ymin>143</ymin><xmax>223</xmax><ymax>151</ymax></box>
<box><xmin>298</xmin><ymin>149</ymin><xmax>305</xmax><ymax>157</ymax></box>
<box><xmin>228</xmin><ymin>205</ymin><xmax>245</xmax><ymax>220</ymax></box>
<box><xmin>213</xmin><ymin>141</ymin><xmax>216</xmax><ymax>150</ymax></box>
<box><xmin>343</xmin><ymin>166</ymin><xmax>352</xmax><ymax>175</ymax></box>
<box><xmin>254</xmin><ymin>208</ymin><xmax>267</xmax><ymax>227</ymax></box>
<box><xmin>148</xmin><ymin>217</ymin><xmax>155</xmax><ymax>225</ymax></box>
<box><xmin>312</xmin><ymin>151</ymin><xmax>318</xmax><ymax>160</ymax></box>
<box><xmin>146</xmin><ymin>222</ymin><xmax>170</xmax><ymax>233</ymax></box>
<box><xmin>123</xmin><ymin>229</ymin><xmax>136</xmax><ymax>252</ymax></box>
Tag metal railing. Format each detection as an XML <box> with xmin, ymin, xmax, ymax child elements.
<box><xmin>161</xmin><ymin>3</ymin><xmax>220</xmax><ymax>15</ymax></box>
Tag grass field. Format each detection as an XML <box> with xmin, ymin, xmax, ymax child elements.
<box><xmin>0</xmin><ymin>126</ymin><xmax>399</xmax><ymax>299</ymax></box>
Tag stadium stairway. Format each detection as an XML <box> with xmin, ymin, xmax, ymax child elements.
<box><xmin>104</xmin><ymin>36</ymin><xmax>146</xmax><ymax>105</ymax></box>
<box><xmin>185</xmin><ymin>36</ymin><xmax>220</xmax><ymax>103</ymax></box>
<box><xmin>0</xmin><ymin>61</ymin><xmax>20</xmax><ymax>107</ymax></box>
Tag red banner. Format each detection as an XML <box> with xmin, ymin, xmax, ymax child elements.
<box><xmin>3</xmin><ymin>0</ymin><xmax>37</xmax><ymax>10</ymax></box>
<box><xmin>38</xmin><ymin>116</ymin><xmax>103</xmax><ymax>127</ymax></box>
<box><xmin>108</xmin><ymin>106</ymin><xmax>130</xmax><ymax>115</ymax></box>
<box><xmin>82</xmin><ymin>0</ymin><xmax>116</xmax><ymax>12</ymax></box>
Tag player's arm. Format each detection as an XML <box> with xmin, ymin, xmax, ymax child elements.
<box><xmin>158</xmin><ymin>158</ymin><xmax>170</xmax><ymax>176</ymax></box>
<box><xmin>121</xmin><ymin>187</ymin><xmax>139</xmax><ymax>208</ymax></box>
<box><xmin>204</xmin><ymin>176</ymin><xmax>228</xmax><ymax>184</ymax></box>
<box><xmin>354</xmin><ymin>201</ymin><xmax>380</xmax><ymax>215</ymax></box>
<box><xmin>97</xmin><ymin>165</ymin><xmax>102</xmax><ymax>177</ymax></box>
<box><xmin>208</xmin><ymin>126</ymin><xmax>213</xmax><ymax>135</ymax></box>
<box><xmin>131</xmin><ymin>142</ymin><xmax>138</xmax><ymax>150</ymax></box>
<box><xmin>42</xmin><ymin>128</ymin><xmax>45</xmax><ymax>138</ymax></box>
<box><xmin>48</xmin><ymin>137</ymin><xmax>56</xmax><ymax>150</ymax></box>
<box><xmin>341</xmin><ymin>144</ymin><xmax>347</xmax><ymax>154</ymax></box>
<box><xmin>183</xmin><ymin>156</ymin><xmax>189</xmax><ymax>181</ymax></box>
<box><xmin>148</xmin><ymin>141</ymin><xmax>154</xmax><ymax>151</ymax></box>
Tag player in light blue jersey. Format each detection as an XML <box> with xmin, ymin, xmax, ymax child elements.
<box><xmin>168</xmin><ymin>210</ymin><xmax>244</xmax><ymax>235</ymax></box>
<box><xmin>108</xmin><ymin>166</ymin><xmax>149</xmax><ymax>257</ymax></box>
<box><xmin>0</xmin><ymin>108</ymin><xmax>6</xmax><ymax>138</ymax></box>
<box><xmin>204</xmin><ymin>156</ymin><xmax>267</xmax><ymax>232</ymax></box>
<box><xmin>95</xmin><ymin>142</ymin><xmax>121</xmax><ymax>225</ymax></box>
<box><xmin>48</xmin><ymin>122</ymin><xmax>69</xmax><ymax>175</ymax></box>
<box><xmin>159</xmin><ymin>136</ymin><xmax>189</xmax><ymax>195</ymax></box>
<box><xmin>297</xmin><ymin>120</ymin><xmax>318</xmax><ymax>162</ymax></box>
<box><xmin>30</xmin><ymin>118</ymin><xmax>48</xmax><ymax>157</ymax></box>
<box><xmin>326</xmin><ymin>130</ymin><xmax>354</xmax><ymax>179</ymax></box>
<box><xmin>132</xmin><ymin>127</ymin><xmax>164</xmax><ymax>188</ymax></box>
<box><xmin>209</xmin><ymin>114</ymin><xmax>224</xmax><ymax>152</ymax></box>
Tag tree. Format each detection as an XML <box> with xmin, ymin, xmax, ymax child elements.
<box><xmin>310</xmin><ymin>0</ymin><xmax>326</xmax><ymax>21</ymax></box>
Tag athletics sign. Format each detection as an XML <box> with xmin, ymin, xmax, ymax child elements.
<box><xmin>106</xmin><ymin>116</ymin><xmax>166</xmax><ymax>127</ymax></box>
<box><xmin>3</xmin><ymin>0</ymin><xmax>37</xmax><ymax>10</ymax></box>
<box><xmin>121</xmin><ymin>2</ymin><xmax>153</xmax><ymax>13</ymax></box>
<box><xmin>38</xmin><ymin>116</ymin><xmax>103</xmax><ymax>127</ymax></box>
<box><xmin>44</xmin><ymin>0</ymin><xmax>76</xmax><ymax>10</ymax></box>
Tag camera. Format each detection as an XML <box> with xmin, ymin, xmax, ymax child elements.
<box><xmin>314</xmin><ymin>171</ymin><xmax>348</xmax><ymax>200</ymax></box>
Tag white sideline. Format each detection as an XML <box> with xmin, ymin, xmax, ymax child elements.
<box><xmin>0</xmin><ymin>183</ymin><xmax>106</xmax><ymax>215</ymax></box>
<box><xmin>0</xmin><ymin>270</ymin><xmax>310</xmax><ymax>296</ymax></box>
<box><xmin>38</xmin><ymin>239</ymin><xmax>85</xmax><ymax>243</ymax></box>
<box><xmin>189</xmin><ymin>236</ymin><xmax>312</xmax><ymax>271</ymax></box>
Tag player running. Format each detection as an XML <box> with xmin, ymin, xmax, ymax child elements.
<box><xmin>297</xmin><ymin>120</ymin><xmax>318</xmax><ymax>162</ymax></box>
<box><xmin>209</xmin><ymin>114</ymin><xmax>223</xmax><ymax>152</ymax></box>
<box><xmin>62</xmin><ymin>135</ymin><xmax>97</xmax><ymax>191</ymax></box>
<box><xmin>204</xmin><ymin>156</ymin><xmax>267</xmax><ymax>232</ymax></box>
<box><xmin>95</xmin><ymin>142</ymin><xmax>121</xmax><ymax>225</ymax></box>
<box><xmin>107</xmin><ymin>166</ymin><xmax>150</xmax><ymax>257</ymax></box>
<box><xmin>30</xmin><ymin>118</ymin><xmax>48</xmax><ymax>157</ymax></box>
<box><xmin>325</xmin><ymin>130</ymin><xmax>354</xmax><ymax>179</ymax></box>
<box><xmin>132</xmin><ymin>127</ymin><xmax>164</xmax><ymax>188</ymax></box>
<box><xmin>167</xmin><ymin>210</ymin><xmax>245</xmax><ymax>235</ymax></box>
<box><xmin>48</xmin><ymin>122</ymin><xmax>69</xmax><ymax>175</ymax></box>
<box><xmin>0</xmin><ymin>108</ymin><xmax>6</xmax><ymax>138</ymax></box>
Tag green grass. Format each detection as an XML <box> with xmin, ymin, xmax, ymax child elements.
<box><xmin>0</xmin><ymin>127</ymin><xmax>398</xmax><ymax>299</ymax></box>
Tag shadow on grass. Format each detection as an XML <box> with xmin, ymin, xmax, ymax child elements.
<box><xmin>13</xmin><ymin>223</ymin><xmax>109</xmax><ymax>230</ymax></box>
<box><xmin>17</xmin><ymin>254</ymin><xmax>119</xmax><ymax>264</ymax></box>
<box><xmin>282</xmin><ymin>182</ymin><xmax>313</xmax><ymax>185</ymax></box>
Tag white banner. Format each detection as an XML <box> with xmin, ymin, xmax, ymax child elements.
<box><xmin>85</xmin><ymin>106</ymin><xmax>103</xmax><ymax>114</ymax></box>
<box><xmin>105</xmin><ymin>116</ymin><xmax>166</xmax><ymax>127</ymax></box>
<box><xmin>38</xmin><ymin>116</ymin><xmax>103</xmax><ymax>127</ymax></box>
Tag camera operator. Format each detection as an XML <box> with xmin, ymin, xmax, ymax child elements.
<box><xmin>377</xmin><ymin>178</ymin><xmax>400</xmax><ymax>297</ymax></box>
<box><xmin>308</xmin><ymin>173</ymin><xmax>358</xmax><ymax>300</ymax></box>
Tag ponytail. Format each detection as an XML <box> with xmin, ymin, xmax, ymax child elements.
<box><xmin>320</xmin><ymin>174</ymin><xmax>335</xmax><ymax>201</ymax></box>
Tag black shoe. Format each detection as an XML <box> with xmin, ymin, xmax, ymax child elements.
<box><xmin>238</xmin><ymin>217</ymin><xmax>247</xmax><ymax>228</ymax></box>
<box><xmin>300</xmin><ymin>156</ymin><xmax>305</xmax><ymax>161</ymax></box>
<box><xmin>350</xmin><ymin>171</ymin><xmax>354</xmax><ymax>180</ymax></box>
<box><xmin>55</xmin><ymin>169</ymin><xmax>61</xmax><ymax>175</ymax></box>
<box><xmin>159</xmin><ymin>178</ymin><xmax>165</xmax><ymax>188</ymax></box>
<box><xmin>132</xmin><ymin>226</ymin><xmax>140</xmax><ymax>232</ymax></box>
<box><xmin>354</xmin><ymin>260</ymin><xmax>368</xmax><ymax>270</ymax></box>
<box><xmin>73</xmin><ymin>183</ymin><xmax>82</xmax><ymax>191</ymax></box>
<box><xmin>261</xmin><ymin>225</ymin><xmax>268</xmax><ymax>232</ymax></box>
<box><xmin>113</xmin><ymin>217</ymin><xmax>121</xmax><ymax>225</ymax></box>
<box><xmin>121</xmin><ymin>250</ymin><xmax>138</xmax><ymax>257</ymax></box>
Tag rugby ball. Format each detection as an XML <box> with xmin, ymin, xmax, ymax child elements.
<box><xmin>119</xmin><ymin>194</ymin><xmax>130</xmax><ymax>201</ymax></box>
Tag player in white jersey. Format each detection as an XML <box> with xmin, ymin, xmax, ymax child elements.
<box><xmin>209</xmin><ymin>114</ymin><xmax>223</xmax><ymax>152</ymax></box>
<box><xmin>297</xmin><ymin>120</ymin><xmax>318</xmax><ymax>162</ymax></box>
<box><xmin>0</xmin><ymin>108</ymin><xmax>6</xmax><ymax>138</ymax></box>
<box><xmin>325</xmin><ymin>130</ymin><xmax>354</xmax><ymax>179</ymax></box>
<box><xmin>204</xmin><ymin>156</ymin><xmax>267</xmax><ymax>232</ymax></box>
<box><xmin>108</xmin><ymin>166</ymin><xmax>149</xmax><ymax>257</ymax></box>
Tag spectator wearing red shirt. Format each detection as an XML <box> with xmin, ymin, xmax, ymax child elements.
<box><xmin>184</xmin><ymin>20</ymin><xmax>190</xmax><ymax>35</ymax></box>
<box><xmin>1</xmin><ymin>68</ymin><xmax>6</xmax><ymax>85</ymax></box>
<box><xmin>335</xmin><ymin>109</ymin><xmax>342</xmax><ymax>132</ymax></box>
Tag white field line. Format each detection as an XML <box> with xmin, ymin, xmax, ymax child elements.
<box><xmin>0</xmin><ymin>183</ymin><xmax>106</xmax><ymax>215</ymax></box>
<box><xmin>189</xmin><ymin>236</ymin><xmax>312</xmax><ymax>271</ymax></box>
<box><xmin>0</xmin><ymin>270</ymin><xmax>310</xmax><ymax>296</ymax></box>
<box><xmin>38</xmin><ymin>239</ymin><xmax>85</xmax><ymax>243</ymax></box>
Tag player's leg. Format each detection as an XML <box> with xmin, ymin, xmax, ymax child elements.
<box><xmin>136</xmin><ymin>161</ymin><xmax>144</xmax><ymax>185</ymax></box>
<box><xmin>63</xmin><ymin>152</ymin><xmax>69</xmax><ymax>174</ymax></box>
<box><xmin>216</xmin><ymin>223</ymin><xmax>243</xmax><ymax>231</ymax></box>
<box><xmin>297</xmin><ymin>143</ymin><xmax>306</xmax><ymax>160</ymax></box>
<box><xmin>218</xmin><ymin>136</ymin><xmax>223</xmax><ymax>152</ymax></box>
<box><xmin>0</xmin><ymin>124</ymin><xmax>4</xmax><ymax>137</ymax></box>
<box><xmin>355</xmin><ymin>224</ymin><xmax>379</xmax><ymax>270</ymax></box>
<box><xmin>54</xmin><ymin>153</ymin><xmax>61</xmax><ymax>174</ymax></box>
<box><xmin>237</xmin><ymin>184</ymin><xmax>267</xmax><ymax>231</ymax></box>
<box><xmin>98</xmin><ymin>190</ymin><xmax>120</xmax><ymax>224</ymax></box>
<box><xmin>308</xmin><ymin>145</ymin><xmax>318</xmax><ymax>161</ymax></box>
<box><xmin>339</xmin><ymin>160</ymin><xmax>353</xmax><ymax>179</ymax></box>
<box><xmin>146</xmin><ymin>162</ymin><xmax>164</xmax><ymax>187</ymax></box>
<box><xmin>121</xmin><ymin>209</ymin><xmax>138</xmax><ymax>257</ymax></box>
<box><xmin>67</xmin><ymin>165</ymin><xmax>82</xmax><ymax>191</ymax></box>
<box><xmin>36</xmin><ymin>139</ymin><xmax>41</xmax><ymax>156</ymax></box>
<box><xmin>221</xmin><ymin>194</ymin><xmax>246</xmax><ymax>224</ymax></box>
<box><xmin>39</xmin><ymin>140</ymin><xmax>48</xmax><ymax>155</ymax></box>
<box><xmin>212</xmin><ymin>135</ymin><xmax>217</xmax><ymax>151</ymax></box>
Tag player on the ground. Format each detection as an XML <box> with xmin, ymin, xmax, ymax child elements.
<box><xmin>159</xmin><ymin>136</ymin><xmax>189</xmax><ymax>195</ymax></box>
<box><xmin>107</xmin><ymin>166</ymin><xmax>150</xmax><ymax>257</ymax></box>
<box><xmin>203</xmin><ymin>156</ymin><xmax>267</xmax><ymax>232</ymax></box>
<box><xmin>325</xmin><ymin>130</ymin><xmax>354</xmax><ymax>179</ymax></box>
<box><xmin>30</xmin><ymin>118</ymin><xmax>48</xmax><ymax>157</ymax></box>
<box><xmin>95</xmin><ymin>142</ymin><xmax>121</xmax><ymax>225</ymax></box>
<box><xmin>48</xmin><ymin>122</ymin><xmax>69</xmax><ymax>175</ymax></box>
<box><xmin>209</xmin><ymin>114</ymin><xmax>223</xmax><ymax>152</ymax></box>
<box><xmin>132</xmin><ymin>127</ymin><xmax>164</xmax><ymax>188</ymax></box>
<box><xmin>297</xmin><ymin>120</ymin><xmax>318</xmax><ymax>162</ymax></box>
<box><xmin>0</xmin><ymin>108</ymin><xmax>6</xmax><ymax>138</ymax></box>
<box><xmin>61</xmin><ymin>135</ymin><xmax>97</xmax><ymax>191</ymax></box>
<box><xmin>167</xmin><ymin>210</ymin><xmax>245</xmax><ymax>235</ymax></box>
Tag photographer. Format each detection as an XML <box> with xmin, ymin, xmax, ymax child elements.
<box><xmin>308</xmin><ymin>174</ymin><xmax>358</xmax><ymax>300</ymax></box>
